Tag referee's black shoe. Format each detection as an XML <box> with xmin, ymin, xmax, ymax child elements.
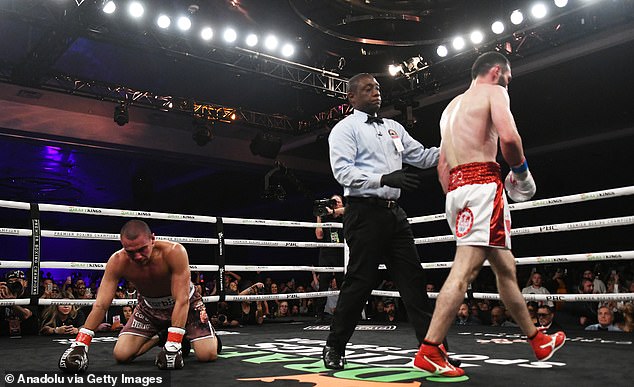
<box><xmin>322</xmin><ymin>345</ymin><xmax>345</xmax><ymax>370</ymax></box>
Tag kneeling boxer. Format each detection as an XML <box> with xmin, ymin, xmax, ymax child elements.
<box><xmin>59</xmin><ymin>219</ymin><xmax>220</xmax><ymax>373</ymax></box>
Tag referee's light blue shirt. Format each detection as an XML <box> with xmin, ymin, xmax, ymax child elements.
<box><xmin>329</xmin><ymin>109</ymin><xmax>439</xmax><ymax>200</ymax></box>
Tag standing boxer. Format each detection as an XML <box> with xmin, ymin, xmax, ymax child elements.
<box><xmin>414</xmin><ymin>52</ymin><xmax>566</xmax><ymax>377</ymax></box>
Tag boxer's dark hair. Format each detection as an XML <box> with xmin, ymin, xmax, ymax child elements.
<box><xmin>120</xmin><ymin>219</ymin><xmax>152</xmax><ymax>239</ymax></box>
<box><xmin>471</xmin><ymin>51</ymin><xmax>510</xmax><ymax>79</ymax></box>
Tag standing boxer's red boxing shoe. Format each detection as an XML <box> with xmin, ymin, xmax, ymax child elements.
<box><xmin>530</xmin><ymin>330</ymin><xmax>566</xmax><ymax>361</ymax></box>
<box><xmin>414</xmin><ymin>343</ymin><xmax>465</xmax><ymax>377</ymax></box>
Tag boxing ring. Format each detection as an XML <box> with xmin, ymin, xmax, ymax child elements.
<box><xmin>1</xmin><ymin>185</ymin><xmax>633</xmax><ymax>386</ymax></box>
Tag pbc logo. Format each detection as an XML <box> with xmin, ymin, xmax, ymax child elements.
<box><xmin>546</xmin><ymin>295</ymin><xmax>564</xmax><ymax>301</ymax></box>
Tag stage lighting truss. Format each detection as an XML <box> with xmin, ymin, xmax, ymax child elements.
<box><xmin>193</xmin><ymin>103</ymin><xmax>236</xmax><ymax>123</ymax></box>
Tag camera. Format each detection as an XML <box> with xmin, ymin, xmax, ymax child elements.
<box><xmin>6</xmin><ymin>281</ymin><xmax>24</xmax><ymax>296</ymax></box>
<box><xmin>313</xmin><ymin>198</ymin><xmax>337</xmax><ymax>217</ymax></box>
<box><xmin>217</xmin><ymin>314</ymin><xmax>227</xmax><ymax>324</ymax></box>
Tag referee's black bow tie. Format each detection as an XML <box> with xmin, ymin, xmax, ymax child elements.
<box><xmin>366</xmin><ymin>115</ymin><xmax>384</xmax><ymax>125</ymax></box>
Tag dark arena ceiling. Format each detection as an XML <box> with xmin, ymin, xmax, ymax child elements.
<box><xmin>0</xmin><ymin>0</ymin><xmax>633</xmax><ymax>220</ymax></box>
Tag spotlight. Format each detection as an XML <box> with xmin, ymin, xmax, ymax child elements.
<box><xmin>510</xmin><ymin>9</ymin><xmax>524</xmax><ymax>25</ymax></box>
<box><xmin>156</xmin><ymin>14</ymin><xmax>171</xmax><ymax>29</ymax></box>
<box><xmin>452</xmin><ymin>36</ymin><xmax>465</xmax><ymax>50</ymax></box>
<box><xmin>264</xmin><ymin>35</ymin><xmax>278</xmax><ymax>51</ymax></box>
<box><xmin>200</xmin><ymin>27</ymin><xmax>213</xmax><ymax>40</ymax></box>
<box><xmin>491</xmin><ymin>21</ymin><xmax>505</xmax><ymax>34</ymax></box>
<box><xmin>223</xmin><ymin>28</ymin><xmax>237</xmax><ymax>43</ymax></box>
<box><xmin>281</xmin><ymin>43</ymin><xmax>294</xmax><ymax>57</ymax></box>
<box><xmin>177</xmin><ymin>16</ymin><xmax>191</xmax><ymax>31</ymax></box>
<box><xmin>436</xmin><ymin>45</ymin><xmax>448</xmax><ymax>57</ymax></box>
<box><xmin>245</xmin><ymin>33</ymin><xmax>258</xmax><ymax>47</ymax></box>
<box><xmin>531</xmin><ymin>3</ymin><xmax>548</xmax><ymax>19</ymax></box>
<box><xmin>102</xmin><ymin>1</ymin><xmax>116</xmax><ymax>14</ymax></box>
<box><xmin>554</xmin><ymin>0</ymin><xmax>568</xmax><ymax>8</ymax></box>
<box><xmin>192</xmin><ymin>122</ymin><xmax>213</xmax><ymax>146</ymax></box>
<box><xmin>388</xmin><ymin>64</ymin><xmax>402</xmax><ymax>76</ymax></box>
<box><xmin>470</xmin><ymin>30</ymin><xmax>484</xmax><ymax>44</ymax></box>
<box><xmin>114</xmin><ymin>103</ymin><xmax>129</xmax><ymax>126</ymax></box>
<box><xmin>128</xmin><ymin>1</ymin><xmax>144</xmax><ymax>18</ymax></box>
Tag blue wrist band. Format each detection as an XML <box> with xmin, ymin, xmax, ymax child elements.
<box><xmin>511</xmin><ymin>159</ymin><xmax>528</xmax><ymax>174</ymax></box>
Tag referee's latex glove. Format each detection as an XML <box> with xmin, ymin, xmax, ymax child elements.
<box><xmin>380</xmin><ymin>168</ymin><xmax>421</xmax><ymax>191</ymax></box>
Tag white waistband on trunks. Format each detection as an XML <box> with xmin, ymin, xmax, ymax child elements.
<box><xmin>142</xmin><ymin>283</ymin><xmax>195</xmax><ymax>309</ymax></box>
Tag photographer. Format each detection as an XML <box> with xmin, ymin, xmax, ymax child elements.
<box><xmin>0</xmin><ymin>270</ymin><xmax>38</xmax><ymax>336</ymax></box>
<box><xmin>314</xmin><ymin>194</ymin><xmax>345</xmax><ymax>322</ymax></box>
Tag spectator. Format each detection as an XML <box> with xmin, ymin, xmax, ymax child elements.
<box><xmin>0</xmin><ymin>270</ymin><xmax>39</xmax><ymax>336</ymax></box>
<box><xmin>97</xmin><ymin>286</ymin><xmax>127</xmax><ymax>332</ymax></box>
<box><xmin>276</xmin><ymin>301</ymin><xmax>290</xmax><ymax>318</ymax></box>
<box><xmin>237</xmin><ymin>282</ymin><xmax>266</xmax><ymax>326</ymax></box>
<box><xmin>266</xmin><ymin>282</ymin><xmax>280</xmax><ymax>317</ymax></box>
<box><xmin>40</xmin><ymin>302</ymin><xmax>86</xmax><ymax>335</ymax></box>
<box><xmin>314</xmin><ymin>194</ymin><xmax>345</xmax><ymax>322</ymax></box>
<box><xmin>323</xmin><ymin>277</ymin><xmax>339</xmax><ymax>321</ymax></box>
<box><xmin>616</xmin><ymin>303</ymin><xmax>633</xmax><ymax>333</ymax></box>
<box><xmin>526</xmin><ymin>302</ymin><xmax>539</xmax><ymax>325</ymax></box>
<box><xmin>455</xmin><ymin>302</ymin><xmax>480</xmax><ymax>326</ymax></box>
<box><xmin>535</xmin><ymin>305</ymin><xmax>564</xmax><ymax>333</ymax></box>
<box><xmin>490</xmin><ymin>306</ymin><xmax>517</xmax><ymax>327</ymax></box>
<box><xmin>372</xmin><ymin>300</ymin><xmax>388</xmax><ymax>322</ymax></box>
<box><xmin>426</xmin><ymin>283</ymin><xmax>437</xmax><ymax>310</ymax></box>
<box><xmin>585</xmin><ymin>306</ymin><xmax>621</xmax><ymax>331</ymax></box>
<box><xmin>295</xmin><ymin>285</ymin><xmax>312</xmax><ymax>316</ymax></box>
<box><xmin>122</xmin><ymin>305</ymin><xmax>133</xmax><ymax>323</ymax></box>
<box><xmin>582</xmin><ymin>269</ymin><xmax>606</xmax><ymax>294</ymax></box>
<box><xmin>73</xmin><ymin>279</ymin><xmax>92</xmax><ymax>299</ymax></box>
<box><xmin>566</xmin><ymin>278</ymin><xmax>599</xmax><ymax>328</ymax></box>
<box><xmin>124</xmin><ymin>280</ymin><xmax>138</xmax><ymax>299</ymax></box>
<box><xmin>41</xmin><ymin>280</ymin><xmax>61</xmax><ymax>299</ymax></box>
<box><xmin>522</xmin><ymin>272</ymin><xmax>553</xmax><ymax>307</ymax></box>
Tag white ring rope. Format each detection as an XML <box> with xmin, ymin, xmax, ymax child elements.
<box><xmin>407</xmin><ymin>185</ymin><xmax>634</xmax><ymax>224</ymax></box>
<box><xmin>369</xmin><ymin>290</ymin><xmax>634</xmax><ymax>302</ymax></box>
<box><xmin>3</xmin><ymin>215</ymin><xmax>630</xmax><ymax>247</ymax></box>
<box><xmin>3</xmin><ymin>251</ymin><xmax>630</xmax><ymax>271</ymax></box>
<box><xmin>3</xmin><ymin>288</ymin><xmax>632</xmax><ymax>308</ymax></box>
<box><xmin>414</xmin><ymin>216</ymin><xmax>634</xmax><ymax>244</ymax></box>
<box><xmin>0</xmin><ymin>186</ymin><xmax>632</xmax><ymax>308</ymax></box>
<box><xmin>0</xmin><ymin>200</ymin><xmax>217</xmax><ymax>223</ymax></box>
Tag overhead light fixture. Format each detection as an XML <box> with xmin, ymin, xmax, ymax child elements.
<box><xmin>281</xmin><ymin>43</ymin><xmax>295</xmax><ymax>57</ymax></box>
<box><xmin>491</xmin><ymin>21</ymin><xmax>505</xmax><ymax>34</ymax></box>
<box><xmin>264</xmin><ymin>35</ymin><xmax>278</xmax><ymax>51</ymax></box>
<box><xmin>200</xmin><ymin>27</ymin><xmax>213</xmax><ymax>41</ymax></box>
<box><xmin>510</xmin><ymin>9</ymin><xmax>524</xmax><ymax>25</ymax></box>
<box><xmin>192</xmin><ymin>121</ymin><xmax>213</xmax><ymax>146</ymax></box>
<box><xmin>436</xmin><ymin>45</ymin><xmax>448</xmax><ymax>57</ymax></box>
<box><xmin>102</xmin><ymin>1</ymin><xmax>116</xmax><ymax>14</ymax></box>
<box><xmin>388</xmin><ymin>63</ymin><xmax>402</xmax><ymax>76</ymax></box>
<box><xmin>452</xmin><ymin>36</ymin><xmax>465</xmax><ymax>50</ymax></box>
<box><xmin>387</xmin><ymin>55</ymin><xmax>428</xmax><ymax>77</ymax></box>
<box><xmin>223</xmin><ymin>28</ymin><xmax>237</xmax><ymax>43</ymax></box>
<box><xmin>156</xmin><ymin>14</ymin><xmax>171</xmax><ymax>29</ymax></box>
<box><xmin>531</xmin><ymin>3</ymin><xmax>548</xmax><ymax>19</ymax></box>
<box><xmin>128</xmin><ymin>1</ymin><xmax>144</xmax><ymax>18</ymax></box>
<box><xmin>470</xmin><ymin>30</ymin><xmax>484</xmax><ymax>44</ymax></box>
<box><xmin>554</xmin><ymin>0</ymin><xmax>568</xmax><ymax>8</ymax></box>
<box><xmin>177</xmin><ymin>16</ymin><xmax>191</xmax><ymax>31</ymax></box>
<box><xmin>114</xmin><ymin>103</ymin><xmax>129</xmax><ymax>126</ymax></box>
<box><xmin>245</xmin><ymin>33</ymin><xmax>258</xmax><ymax>47</ymax></box>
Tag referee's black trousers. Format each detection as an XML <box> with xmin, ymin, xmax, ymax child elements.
<box><xmin>326</xmin><ymin>201</ymin><xmax>433</xmax><ymax>352</ymax></box>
